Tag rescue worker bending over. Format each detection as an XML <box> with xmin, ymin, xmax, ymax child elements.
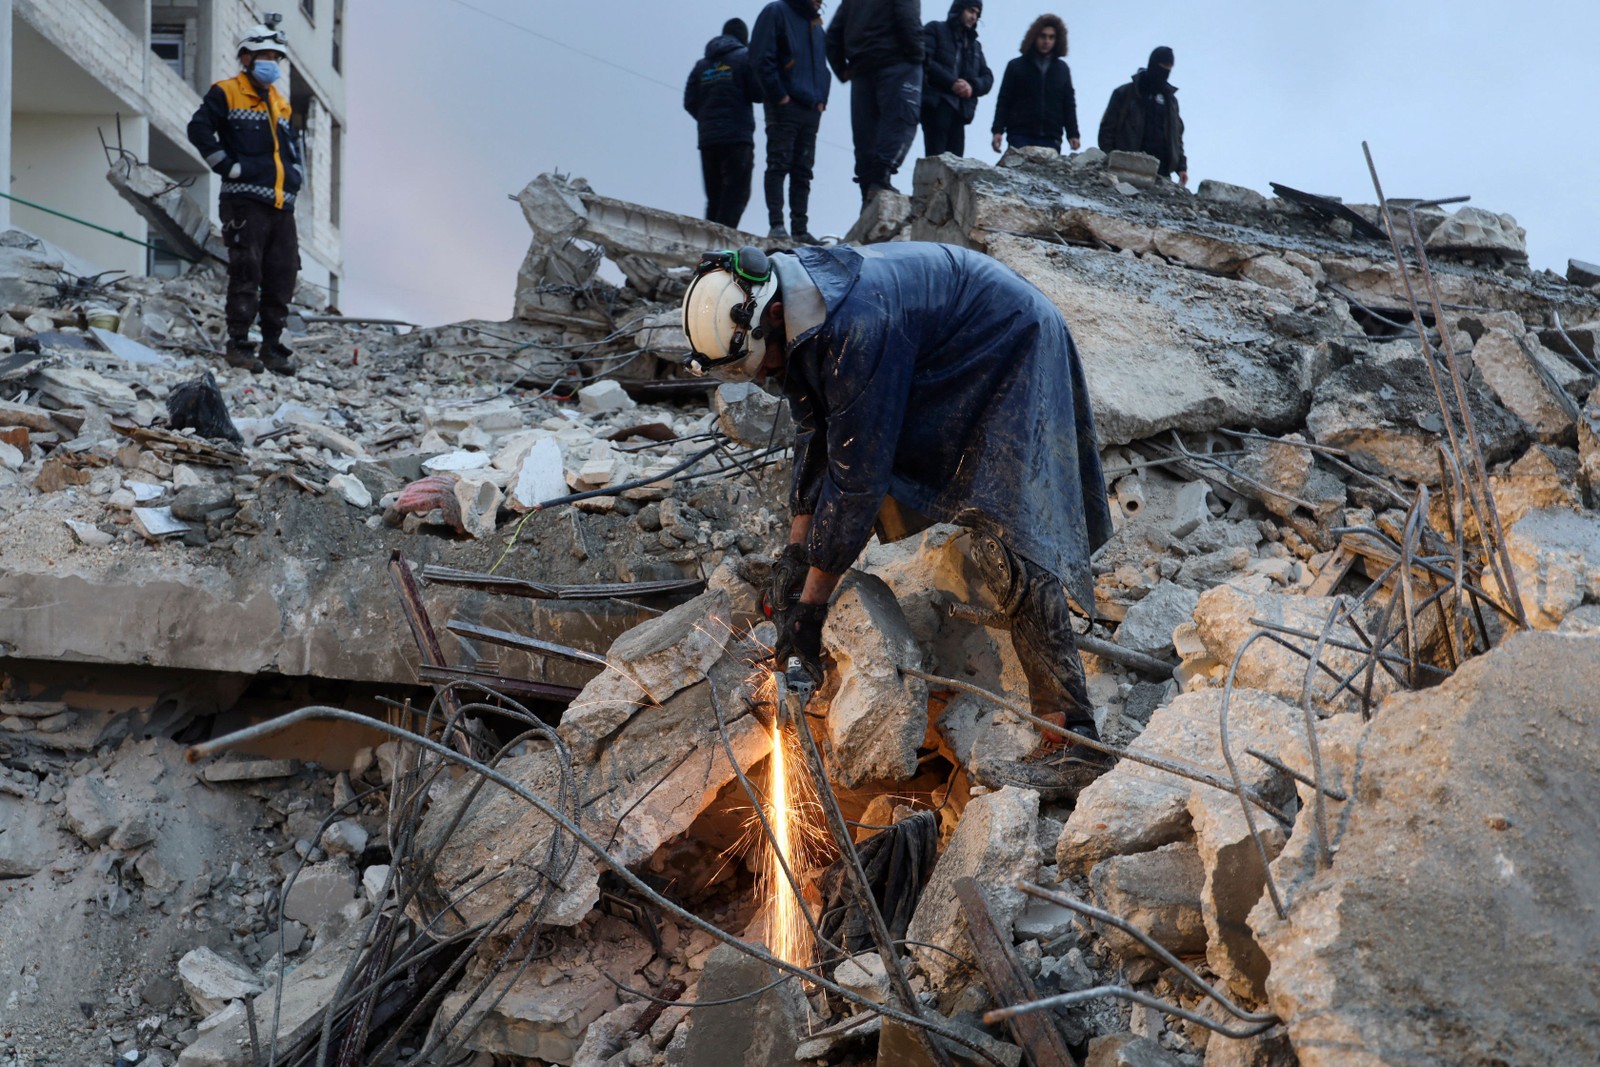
<box><xmin>681</xmin><ymin>242</ymin><xmax>1116</xmax><ymax>798</ymax></box>
<box><xmin>187</xmin><ymin>24</ymin><xmax>303</xmax><ymax>376</ymax></box>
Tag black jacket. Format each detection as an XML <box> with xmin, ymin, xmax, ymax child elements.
<box><xmin>1098</xmin><ymin>69</ymin><xmax>1186</xmax><ymax>174</ymax></box>
<box><xmin>922</xmin><ymin>2</ymin><xmax>991</xmax><ymax>121</ymax></box>
<box><xmin>186</xmin><ymin>71</ymin><xmax>303</xmax><ymax>210</ymax></box>
<box><xmin>684</xmin><ymin>35</ymin><xmax>761</xmax><ymax>147</ymax></box>
<box><xmin>751</xmin><ymin>0</ymin><xmax>832</xmax><ymax>108</ymax></box>
<box><xmin>826</xmin><ymin>0</ymin><xmax>924</xmax><ymax>79</ymax></box>
<box><xmin>991</xmin><ymin>54</ymin><xmax>1078</xmax><ymax>142</ymax></box>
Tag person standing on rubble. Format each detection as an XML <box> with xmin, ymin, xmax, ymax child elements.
<box><xmin>680</xmin><ymin>243</ymin><xmax>1116</xmax><ymax>799</ymax></box>
<box><xmin>990</xmin><ymin>14</ymin><xmax>1079</xmax><ymax>156</ymax></box>
<box><xmin>185</xmin><ymin>24</ymin><xmax>302</xmax><ymax>376</ymax></box>
<box><xmin>825</xmin><ymin>0</ymin><xmax>925</xmax><ymax>204</ymax></box>
<box><xmin>751</xmin><ymin>0</ymin><xmax>831</xmax><ymax>243</ymax></box>
<box><xmin>920</xmin><ymin>1</ymin><xmax>992</xmax><ymax>158</ymax></box>
<box><xmin>1097</xmin><ymin>46</ymin><xmax>1188</xmax><ymax>185</ymax></box>
<box><xmin>685</xmin><ymin>18</ymin><xmax>763</xmax><ymax>229</ymax></box>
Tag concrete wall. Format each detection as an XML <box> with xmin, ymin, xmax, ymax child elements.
<box><xmin>12</xmin><ymin>112</ymin><xmax>148</xmax><ymax>276</ymax></box>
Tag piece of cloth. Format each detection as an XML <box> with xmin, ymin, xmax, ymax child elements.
<box><xmin>968</xmin><ymin>526</ymin><xmax>1095</xmax><ymax>728</ymax></box>
<box><xmin>220</xmin><ymin>198</ymin><xmax>299</xmax><ymax>346</ymax></box>
<box><xmin>1098</xmin><ymin>68</ymin><xmax>1187</xmax><ymax>176</ymax></box>
<box><xmin>750</xmin><ymin>0</ymin><xmax>831</xmax><ymax>108</ymax></box>
<box><xmin>825</xmin><ymin>0</ymin><xmax>924</xmax><ymax>79</ymax></box>
<box><xmin>920</xmin><ymin>102</ymin><xmax>966</xmax><ymax>156</ymax></box>
<box><xmin>683</xmin><ymin>34</ymin><xmax>761</xmax><ymax>148</ymax></box>
<box><xmin>775</xmin><ymin>242</ymin><xmax>1113</xmax><ymax>613</ymax></box>
<box><xmin>818</xmin><ymin>810</ymin><xmax>938</xmax><ymax>953</ymax></box>
<box><xmin>990</xmin><ymin>53</ymin><xmax>1079</xmax><ymax>143</ymax></box>
<box><xmin>920</xmin><ymin>1</ymin><xmax>992</xmax><ymax>123</ymax></box>
<box><xmin>763</xmin><ymin>101</ymin><xmax>821</xmax><ymax>229</ymax></box>
<box><xmin>848</xmin><ymin>61</ymin><xmax>922</xmax><ymax>190</ymax></box>
<box><xmin>700</xmin><ymin>144</ymin><xmax>754</xmax><ymax>228</ymax></box>
<box><xmin>186</xmin><ymin>70</ymin><xmax>302</xmax><ymax>210</ymax></box>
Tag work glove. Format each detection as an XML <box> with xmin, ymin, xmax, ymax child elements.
<box><xmin>227</xmin><ymin>162</ymin><xmax>242</xmax><ymax>179</ymax></box>
<box><xmin>763</xmin><ymin>543</ymin><xmax>809</xmax><ymax>620</ymax></box>
<box><xmin>774</xmin><ymin>600</ymin><xmax>829</xmax><ymax>687</ymax></box>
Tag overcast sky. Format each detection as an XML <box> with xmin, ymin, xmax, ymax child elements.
<box><xmin>342</xmin><ymin>1</ymin><xmax>1599</xmax><ymax>326</ymax></box>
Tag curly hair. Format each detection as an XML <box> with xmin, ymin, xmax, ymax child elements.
<box><xmin>1018</xmin><ymin>14</ymin><xmax>1067</xmax><ymax>58</ymax></box>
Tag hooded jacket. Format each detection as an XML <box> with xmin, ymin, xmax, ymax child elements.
<box><xmin>991</xmin><ymin>53</ymin><xmax>1078</xmax><ymax>143</ymax></box>
<box><xmin>1098</xmin><ymin>69</ymin><xmax>1187</xmax><ymax>174</ymax></box>
<box><xmin>684</xmin><ymin>34</ymin><xmax>761</xmax><ymax>147</ymax></box>
<box><xmin>922</xmin><ymin>1</ymin><xmax>992</xmax><ymax>121</ymax></box>
<box><xmin>825</xmin><ymin>0</ymin><xmax>925</xmax><ymax>80</ymax></box>
<box><xmin>186</xmin><ymin>70</ymin><xmax>302</xmax><ymax>210</ymax></box>
<box><xmin>774</xmin><ymin>242</ymin><xmax>1112</xmax><ymax>610</ymax></box>
<box><xmin>751</xmin><ymin>0</ymin><xmax>832</xmax><ymax>108</ymax></box>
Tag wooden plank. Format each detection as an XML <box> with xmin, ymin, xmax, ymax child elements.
<box><xmin>955</xmin><ymin>877</ymin><xmax>1079</xmax><ymax>1067</ymax></box>
<box><xmin>1305</xmin><ymin>543</ymin><xmax>1357</xmax><ymax>597</ymax></box>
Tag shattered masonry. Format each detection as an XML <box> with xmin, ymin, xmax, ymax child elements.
<box><xmin>3</xmin><ymin>144</ymin><xmax>1600</xmax><ymax>1067</ymax></box>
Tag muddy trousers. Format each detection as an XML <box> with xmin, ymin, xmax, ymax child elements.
<box><xmin>701</xmin><ymin>144</ymin><xmax>754</xmax><ymax>230</ymax></box>
<box><xmin>221</xmin><ymin>199</ymin><xmax>299</xmax><ymax>348</ymax></box>
<box><xmin>763</xmin><ymin>102</ymin><xmax>820</xmax><ymax>231</ymax></box>
<box><xmin>849</xmin><ymin>62</ymin><xmax>922</xmax><ymax>194</ymax></box>
<box><xmin>967</xmin><ymin>528</ymin><xmax>1096</xmax><ymax>734</ymax></box>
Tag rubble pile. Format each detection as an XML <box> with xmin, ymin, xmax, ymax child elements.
<box><xmin>4</xmin><ymin>145</ymin><xmax>1600</xmax><ymax>1066</ymax></box>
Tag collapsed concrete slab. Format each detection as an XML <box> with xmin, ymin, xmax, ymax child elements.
<box><xmin>820</xmin><ymin>571</ymin><xmax>928</xmax><ymax>787</ymax></box>
<box><xmin>1504</xmin><ymin>505</ymin><xmax>1600</xmax><ymax>628</ymax></box>
<box><xmin>107</xmin><ymin>158</ymin><xmax>224</xmax><ymax>265</ymax></box>
<box><xmin>1251</xmin><ymin>633</ymin><xmax>1600</xmax><ymax>1066</ymax></box>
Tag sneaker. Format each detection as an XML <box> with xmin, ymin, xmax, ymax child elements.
<box><xmin>260</xmin><ymin>341</ymin><xmax>298</xmax><ymax>377</ymax></box>
<box><xmin>792</xmin><ymin>229</ymin><xmax>821</xmax><ymax>245</ymax></box>
<box><xmin>767</xmin><ymin>224</ymin><xmax>790</xmax><ymax>241</ymax></box>
<box><xmin>223</xmin><ymin>341</ymin><xmax>264</xmax><ymax>373</ymax></box>
<box><xmin>969</xmin><ymin>727</ymin><xmax>1113</xmax><ymax>802</ymax></box>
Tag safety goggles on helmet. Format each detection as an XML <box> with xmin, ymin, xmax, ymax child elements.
<box><xmin>680</xmin><ymin>246</ymin><xmax>780</xmax><ymax>381</ymax></box>
<box><xmin>238</xmin><ymin>25</ymin><xmax>289</xmax><ymax>57</ymax></box>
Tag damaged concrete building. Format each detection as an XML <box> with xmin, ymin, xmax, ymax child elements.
<box><xmin>4</xmin><ymin>138</ymin><xmax>1600</xmax><ymax>1067</ymax></box>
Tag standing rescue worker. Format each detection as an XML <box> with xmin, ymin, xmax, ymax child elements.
<box><xmin>1098</xmin><ymin>46</ymin><xmax>1187</xmax><ymax>185</ymax></box>
<box><xmin>990</xmin><ymin>14</ymin><xmax>1079</xmax><ymax>155</ymax></box>
<box><xmin>680</xmin><ymin>242</ymin><xmax>1116</xmax><ymax>799</ymax></box>
<box><xmin>750</xmin><ymin>0</ymin><xmax>831</xmax><ymax>243</ymax></box>
<box><xmin>186</xmin><ymin>24</ymin><xmax>301</xmax><ymax>375</ymax></box>
<box><xmin>825</xmin><ymin>0</ymin><xmax>925</xmax><ymax>202</ymax></box>
<box><xmin>920</xmin><ymin>1</ymin><xmax>992</xmax><ymax>158</ymax></box>
<box><xmin>684</xmin><ymin>18</ymin><xmax>762</xmax><ymax>229</ymax></box>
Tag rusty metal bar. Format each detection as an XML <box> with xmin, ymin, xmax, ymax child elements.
<box><xmin>444</xmin><ymin>620</ymin><xmax>610</xmax><ymax>669</ymax></box>
<box><xmin>955</xmin><ymin>878</ymin><xmax>1079</xmax><ymax>1066</ymax></box>
<box><xmin>420</xmin><ymin>566</ymin><xmax>705</xmax><ymax>601</ymax></box>
<box><xmin>388</xmin><ymin>551</ymin><xmax>465</xmax><ymax>730</ymax></box>
<box><xmin>413</xmin><ymin>665</ymin><xmax>579</xmax><ymax>704</ymax></box>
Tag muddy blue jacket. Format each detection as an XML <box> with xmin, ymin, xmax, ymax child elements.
<box><xmin>774</xmin><ymin>242</ymin><xmax>1112</xmax><ymax>609</ymax></box>
<box><xmin>684</xmin><ymin>35</ymin><xmax>761</xmax><ymax>147</ymax></box>
<box><xmin>750</xmin><ymin>0</ymin><xmax>832</xmax><ymax>108</ymax></box>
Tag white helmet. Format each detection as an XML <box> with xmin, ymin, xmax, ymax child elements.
<box><xmin>237</xmin><ymin>24</ymin><xmax>290</xmax><ymax>61</ymax></box>
<box><xmin>681</xmin><ymin>247</ymin><xmax>781</xmax><ymax>382</ymax></box>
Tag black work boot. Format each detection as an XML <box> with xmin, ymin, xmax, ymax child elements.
<box><xmin>223</xmin><ymin>340</ymin><xmax>264</xmax><ymax>373</ymax></box>
<box><xmin>260</xmin><ymin>340</ymin><xmax>298</xmax><ymax>377</ymax></box>
<box><xmin>970</xmin><ymin>723</ymin><xmax>1114</xmax><ymax>802</ymax></box>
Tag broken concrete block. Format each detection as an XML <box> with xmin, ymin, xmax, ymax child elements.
<box><xmin>63</xmin><ymin>773</ymin><xmax>121</xmax><ymax>847</ymax></box>
<box><xmin>845</xmin><ymin>187</ymin><xmax>912</xmax><ymax>244</ymax></box>
<box><xmin>177</xmin><ymin>947</ymin><xmax>263</xmax><ymax>1017</ymax></box>
<box><xmin>422</xmin><ymin>449</ymin><xmax>491</xmax><ymax>474</ymax></box>
<box><xmin>1169</xmin><ymin>480</ymin><xmax>1211</xmax><ymax>538</ymax></box>
<box><xmin>1568</xmin><ymin>258</ymin><xmax>1600</xmax><ymax>288</ymax></box>
<box><xmin>322</xmin><ymin>820</ymin><xmax>368</xmax><ymax>856</ymax></box>
<box><xmin>833</xmin><ymin>951</ymin><xmax>890</xmax><ymax>1005</ymax></box>
<box><xmin>35</xmin><ymin>365</ymin><xmax>139</xmax><ymax>414</ymax></box>
<box><xmin>1582</xmin><ymin>387</ymin><xmax>1600</xmax><ymax>509</ymax></box>
<box><xmin>507</xmin><ymin>436</ymin><xmax>567</xmax><ymax>511</ymax></box>
<box><xmin>201</xmin><ymin>759</ymin><xmax>300</xmax><ymax>782</ymax></box>
<box><xmin>1191</xmin><ymin>584</ymin><xmax>1396</xmax><ymax>714</ymax></box>
<box><xmin>712</xmin><ymin>382</ymin><xmax>792</xmax><ymax>448</ymax></box>
<box><xmin>452</xmin><ymin>477</ymin><xmax>503</xmax><ymax>539</ymax></box>
<box><xmin>822</xmin><ymin>571</ymin><xmax>928</xmax><ymax>787</ymax></box>
<box><xmin>1106</xmin><ymin>150</ymin><xmax>1161</xmax><ymax>179</ymax></box>
<box><xmin>107</xmin><ymin>157</ymin><xmax>219</xmax><ymax>263</ymax></box>
<box><xmin>908</xmin><ymin>786</ymin><xmax>1040</xmax><ymax>990</ymax></box>
<box><xmin>1425</xmin><ymin>205</ymin><xmax>1527</xmax><ymax>261</ymax></box>
<box><xmin>1471</xmin><ymin>327</ymin><xmax>1580</xmax><ymax>442</ymax></box>
<box><xmin>604</xmin><ymin>588</ymin><xmax>731</xmax><ymax>704</ymax></box>
<box><xmin>577</xmin><ymin>379</ymin><xmax>636</xmax><ymax>415</ymax></box>
<box><xmin>0</xmin><ymin>439</ymin><xmax>22</xmax><ymax>470</ymax></box>
<box><xmin>680</xmin><ymin>944</ymin><xmax>808</xmax><ymax>1066</ymax></box>
<box><xmin>326</xmin><ymin>472</ymin><xmax>372</xmax><ymax>508</ymax></box>
<box><xmin>131</xmin><ymin>506</ymin><xmax>189</xmax><ymax>541</ymax></box>
<box><xmin>1089</xmin><ymin>841</ymin><xmax>1207</xmax><ymax>957</ymax></box>
<box><xmin>1197</xmin><ymin>180</ymin><xmax>1269</xmax><ymax>211</ymax></box>
<box><xmin>361</xmin><ymin>864</ymin><xmax>392</xmax><ymax>905</ymax></box>
<box><xmin>281</xmin><ymin>862</ymin><xmax>359</xmax><ymax>928</ymax></box>
<box><xmin>1252</xmin><ymin>633</ymin><xmax>1600</xmax><ymax>1067</ymax></box>
<box><xmin>1504</xmin><ymin>506</ymin><xmax>1600</xmax><ymax>628</ymax></box>
<box><xmin>0</xmin><ymin>795</ymin><xmax>65</xmax><ymax>877</ymax></box>
<box><xmin>1115</xmin><ymin>580</ymin><xmax>1197</xmax><ymax>658</ymax></box>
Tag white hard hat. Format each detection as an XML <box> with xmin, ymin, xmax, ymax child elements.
<box><xmin>237</xmin><ymin>24</ymin><xmax>290</xmax><ymax>60</ymax></box>
<box><xmin>680</xmin><ymin>248</ymin><xmax>781</xmax><ymax>383</ymax></box>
